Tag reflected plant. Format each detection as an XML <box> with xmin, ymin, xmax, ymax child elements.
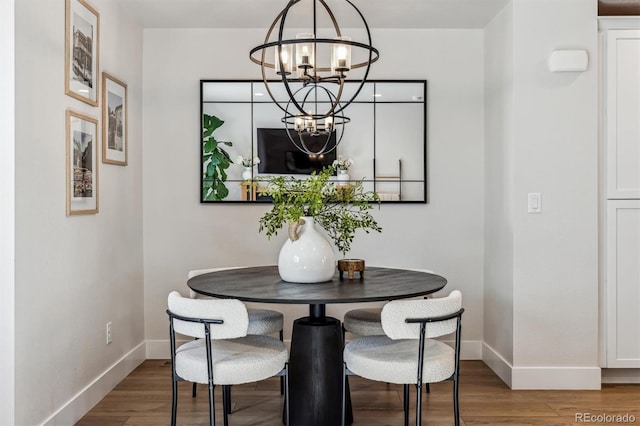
<box><xmin>202</xmin><ymin>114</ymin><xmax>232</xmax><ymax>201</ymax></box>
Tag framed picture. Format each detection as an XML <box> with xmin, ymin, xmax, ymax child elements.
<box><xmin>102</xmin><ymin>73</ymin><xmax>128</xmax><ymax>165</ymax></box>
<box><xmin>65</xmin><ymin>0</ymin><xmax>99</xmax><ymax>106</ymax></box>
<box><xmin>66</xmin><ymin>110</ymin><xmax>99</xmax><ymax>215</ymax></box>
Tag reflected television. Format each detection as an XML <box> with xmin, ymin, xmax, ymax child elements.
<box><xmin>257</xmin><ymin>128</ymin><xmax>336</xmax><ymax>175</ymax></box>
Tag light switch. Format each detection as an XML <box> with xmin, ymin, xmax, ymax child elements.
<box><xmin>528</xmin><ymin>193</ymin><xmax>541</xmax><ymax>213</ymax></box>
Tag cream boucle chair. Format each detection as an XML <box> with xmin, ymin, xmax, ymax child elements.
<box><xmin>342</xmin><ymin>268</ymin><xmax>435</xmax><ymax>337</ymax></box>
<box><xmin>188</xmin><ymin>267</ymin><xmax>285</xmax><ymax>404</ymax></box>
<box><xmin>167</xmin><ymin>291</ymin><xmax>289</xmax><ymax>426</ymax></box>
<box><xmin>341</xmin><ymin>268</ymin><xmax>437</xmax><ymax>394</ymax></box>
<box><xmin>188</xmin><ymin>267</ymin><xmax>284</xmax><ymax>337</ymax></box>
<box><xmin>342</xmin><ymin>290</ymin><xmax>463</xmax><ymax>426</ymax></box>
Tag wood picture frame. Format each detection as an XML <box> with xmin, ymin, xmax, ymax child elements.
<box><xmin>65</xmin><ymin>0</ymin><xmax>99</xmax><ymax>106</ymax></box>
<box><xmin>66</xmin><ymin>110</ymin><xmax>99</xmax><ymax>215</ymax></box>
<box><xmin>102</xmin><ymin>72</ymin><xmax>128</xmax><ymax>165</ymax></box>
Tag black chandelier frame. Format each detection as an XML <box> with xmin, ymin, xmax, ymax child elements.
<box><xmin>249</xmin><ymin>0</ymin><xmax>380</xmax><ymax>119</ymax></box>
<box><xmin>281</xmin><ymin>84</ymin><xmax>351</xmax><ymax>155</ymax></box>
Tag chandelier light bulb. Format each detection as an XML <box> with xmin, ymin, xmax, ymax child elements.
<box><xmin>275</xmin><ymin>44</ymin><xmax>293</xmax><ymax>75</ymax></box>
<box><xmin>332</xmin><ymin>36</ymin><xmax>352</xmax><ymax>74</ymax></box>
<box><xmin>325</xmin><ymin>116</ymin><xmax>334</xmax><ymax>132</ymax></box>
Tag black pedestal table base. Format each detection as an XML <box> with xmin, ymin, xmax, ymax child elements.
<box><xmin>288</xmin><ymin>315</ymin><xmax>352</xmax><ymax>426</ymax></box>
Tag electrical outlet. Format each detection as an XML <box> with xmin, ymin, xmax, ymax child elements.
<box><xmin>106</xmin><ymin>322</ymin><xmax>112</xmax><ymax>345</ymax></box>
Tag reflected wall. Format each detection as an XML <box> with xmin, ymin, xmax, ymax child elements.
<box><xmin>201</xmin><ymin>80</ymin><xmax>427</xmax><ymax>203</ymax></box>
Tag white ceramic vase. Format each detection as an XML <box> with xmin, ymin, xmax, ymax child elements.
<box><xmin>337</xmin><ymin>169</ymin><xmax>349</xmax><ymax>182</ymax></box>
<box><xmin>242</xmin><ymin>167</ymin><xmax>253</xmax><ymax>180</ymax></box>
<box><xmin>278</xmin><ymin>216</ymin><xmax>336</xmax><ymax>283</ymax></box>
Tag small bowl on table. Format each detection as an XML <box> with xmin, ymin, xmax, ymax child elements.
<box><xmin>337</xmin><ymin>259</ymin><xmax>365</xmax><ymax>280</ymax></box>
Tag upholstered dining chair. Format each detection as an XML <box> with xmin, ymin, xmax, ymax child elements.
<box><xmin>188</xmin><ymin>267</ymin><xmax>285</xmax><ymax>404</ymax></box>
<box><xmin>342</xmin><ymin>290</ymin><xmax>464</xmax><ymax>426</ymax></box>
<box><xmin>167</xmin><ymin>291</ymin><xmax>289</xmax><ymax>426</ymax></box>
<box><xmin>188</xmin><ymin>268</ymin><xmax>284</xmax><ymax>338</ymax></box>
<box><xmin>342</xmin><ymin>268</ymin><xmax>436</xmax><ymax>393</ymax></box>
<box><xmin>342</xmin><ymin>267</ymin><xmax>435</xmax><ymax>338</ymax></box>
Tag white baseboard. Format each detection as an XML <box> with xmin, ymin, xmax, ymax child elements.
<box><xmin>482</xmin><ymin>342</ymin><xmax>513</xmax><ymax>387</ymax></box>
<box><xmin>41</xmin><ymin>341</ymin><xmax>146</xmax><ymax>426</ymax></box>
<box><xmin>601</xmin><ymin>368</ymin><xmax>640</xmax><ymax>384</ymax></box>
<box><xmin>481</xmin><ymin>343</ymin><xmax>601</xmax><ymax>389</ymax></box>
<box><xmin>512</xmin><ymin>366</ymin><xmax>601</xmax><ymax>389</ymax></box>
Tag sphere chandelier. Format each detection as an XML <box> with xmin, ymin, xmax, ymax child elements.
<box><xmin>249</xmin><ymin>0</ymin><xmax>379</xmax><ymax>155</ymax></box>
<box><xmin>282</xmin><ymin>85</ymin><xmax>351</xmax><ymax>155</ymax></box>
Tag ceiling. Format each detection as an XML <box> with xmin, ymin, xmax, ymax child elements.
<box><xmin>114</xmin><ymin>0</ymin><xmax>512</xmax><ymax>29</ymax></box>
<box><xmin>114</xmin><ymin>0</ymin><xmax>639</xmax><ymax>30</ymax></box>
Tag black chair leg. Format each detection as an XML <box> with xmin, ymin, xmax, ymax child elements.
<box><xmin>425</xmin><ymin>383</ymin><xmax>430</xmax><ymax>393</ymax></box>
<box><xmin>171</xmin><ymin>379</ymin><xmax>178</xmax><ymax>426</ymax></box>
<box><xmin>193</xmin><ymin>336</ymin><xmax>200</xmax><ymax>398</ymax></box>
<box><xmin>280</xmin><ymin>329</ymin><xmax>285</xmax><ymax>395</ymax></box>
<box><xmin>453</xmin><ymin>378</ymin><xmax>460</xmax><ymax>426</ymax></box>
<box><xmin>226</xmin><ymin>386</ymin><xmax>232</xmax><ymax>414</ymax></box>
<box><xmin>341</xmin><ymin>363</ymin><xmax>346</xmax><ymax>426</ymax></box>
<box><xmin>285</xmin><ymin>364</ymin><xmax>290</xmax><ymax>426</ymax></box>
<box><xmin>416</xmin><ymin>383</ymin><xmax>423</xmax><ymax>426</ymax></box>
<box><xmin>208</xmin><ymin>383</ymin><xmax>215</xmax><ymax>426</ymax></box>
<box><xmin>222</xmin><ymin>385</ymin><xmax>230</xmax><ymax>426</ymax></box>
<box><xmin>403</xmin><ymin>384</ymin><xmax>409</xmax><ymax>426</ymax></box>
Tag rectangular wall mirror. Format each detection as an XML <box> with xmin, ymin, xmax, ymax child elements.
<box><xmin>200</xmin><ymin>80</ymin><xmax>427</xmax><ymax>203</ymax></box>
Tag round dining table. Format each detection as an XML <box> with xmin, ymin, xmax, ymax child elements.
<box><xmin>188</xmin><ymin>265</ymin><xmax>447</xmax><ymax>426</ymax></box>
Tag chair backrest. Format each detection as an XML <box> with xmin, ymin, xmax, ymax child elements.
<box><xmin>187</xmin><ymin>267</ymin><xmax>246</xmax><ymax>298</ymax></box>
<box><xmin>381</xmin><ymin>290</ymin><xmax>462</xmax><ymax>339</ymax></box>
<box><xmin>167</xmin><ymin>291</ymin><xmax>249</xmax><ymax>339</ymax></box>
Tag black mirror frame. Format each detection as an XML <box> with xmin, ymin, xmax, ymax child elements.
<box><xmin>200</xmin><ymin>79</ymin><xmax>427</xmax><ymax>204</ymax></box>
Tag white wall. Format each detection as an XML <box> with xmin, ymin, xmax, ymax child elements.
<box><xmin>142</xmin><ymin>28</ymin><xmax>485</xmax><ymax>357</ymax></box>
<box><xmin>14</xmin><ymin>0</ymin><xmax>145</xmax><ymax>424</ymax></box>
<box><xmin>483</xmin><ymin>1</ymin><xmax>515</xmax><ymax>378</ymax></box>
<box><xmin>0</xmin><ymin>0</ymin><xmax>16</xmax><ymax>424</ymax></box>
<box><xmin>483</xmin><ymin>0</ymin><xmax>600</xmax><ymax>389</ymax></box>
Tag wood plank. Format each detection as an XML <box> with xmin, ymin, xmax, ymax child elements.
<box><xmin>76</xmin><ymin>360</ymin><xmax>640</xmax><ymax>426</ymax></box>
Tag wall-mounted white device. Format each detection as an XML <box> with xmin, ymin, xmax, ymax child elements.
<box><xmin>528</xmin><ymin>192</ymin><xmax>542</xmax><ymax>214</ymax></box>
<box><xmin>548</xmin><ymin>49</ymin><xmax>589</xmax><ymax>72</ymax></box>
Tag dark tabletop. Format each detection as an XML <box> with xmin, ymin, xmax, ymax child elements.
<box><xmin>187</xmin><ymin>265</ymin><xmax>447</xmax><ymax>304</ymax></box>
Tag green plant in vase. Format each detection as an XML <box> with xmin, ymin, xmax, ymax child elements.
<box><xmin>258</xmin><ymin>165</ymin><xmax>382</xmax><ymax>258</ymax></box>
<box><xmin>202</xmin><ymin>114</ymin><xmax>232</xmax><ymax>201</ymax></box>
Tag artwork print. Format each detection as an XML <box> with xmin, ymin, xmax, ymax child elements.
<box><xmin>65</xmin><ymin>0</ymin><xmax>99</xmax><ymax>106</ymax></box>
<box><xmin>66</xmin><ymin>110</ymin><xmax>99</xmax><ymax>215</ymax></box>
<box><xmin>107</xmin><ymin>91</ymin><xmax>123</xmax><ymax>151</ymax></box>
<box><xmin>71</xmin><ymin>12</ymin><xmax>94</xmax><ymax>89</ymax></box>
<box><xmin>102</xmin><ymin>73</ymin><xmax>128</xmax><ymax>165</ymax></box>
<box><xmin>72</xmin><ymin>129</ymin><xmax>94</xmax><ymax>198</ymax></box>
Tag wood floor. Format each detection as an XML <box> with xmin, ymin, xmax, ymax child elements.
<box><xmin>77</xmin><ymin>360</ymin><xmax>640</xmax><ymax>426</ymax></box>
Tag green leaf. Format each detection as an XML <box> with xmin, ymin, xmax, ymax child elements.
<box><xmin>203</xmin><ymin>139</ymin><xmax>217</xmax><ymax>152</ymax></box>
<box><xmin>205</xmin><ymin>114</ymin><xmax>224</xmax><ymax>133</ymax></box>
<box><xmin>209</xmin><ymin>152</ymin><xmax>222</xmax><ymax>166</ymax></box>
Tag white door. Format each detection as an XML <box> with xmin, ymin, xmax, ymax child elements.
<box><xmin>605</xmin><ymin>30</ymin><xmax>640</xmax><ymax>200</ymax></box>
<box><xmin>606</xmin><ymin>200</ymin><xmax>640</xmax><ymax>368</ymax></box>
